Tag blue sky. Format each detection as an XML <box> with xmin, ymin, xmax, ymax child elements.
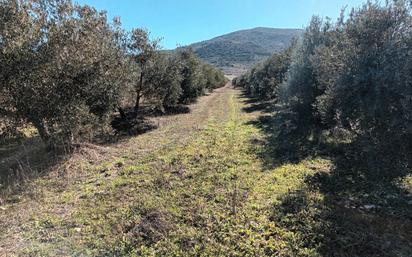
<box><xmin>75</xmin><ymin>0</ymin><xmax>364</xmax><ymax>49</ymax></box>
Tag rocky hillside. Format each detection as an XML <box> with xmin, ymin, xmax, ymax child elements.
<box><xmin>189</xmin><ymin>27</ymin><xmax>302</xmax><ymax>76</ymax></box>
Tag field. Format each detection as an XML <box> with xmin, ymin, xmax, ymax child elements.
<box><xmin>0</xmin><ymin>85</ymin><xmax>411</xmax><ymax>256</ymax></box>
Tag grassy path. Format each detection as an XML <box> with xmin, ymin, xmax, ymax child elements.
<box><xmin>1</xmin><ymin>85</ymin><xmax>411</xmax><ymax>256</ymax></box>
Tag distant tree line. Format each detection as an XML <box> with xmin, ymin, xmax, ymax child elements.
<box><xmin>233</xmin><ymin>0</ymin><xmax>412</xmax><ymax>174</ymax></box>
<box><xmin>0</xmin><ymin>0</ymin><xmax>226</xmax><ymax>150</ymax></box>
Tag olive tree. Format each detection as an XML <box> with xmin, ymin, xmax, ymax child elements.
<box><xmin>233</xmin><ymin>42</ymin><xmax>295</xmax><ymax>101</ymax></box>
<box><xmin>145</xmin><ymin>52</ymin><xmax>183</xmax><ymax>110</ymax></box>
<box><xmin>0</xmin><ymin>0</ymin><xmax>129</xmax><ymax>150</ymax></box>
<box><xmin>201</xmin><ymin>63</ymin><xmax>226</xmax><ymax>92</ymax></box>
<box><xmin>177</xmin><ymin>48</ymin><xmax>206</xmax><ymax>104</ymax></box>
<box><xmin>316</xmin><ymin>0</ymin><xmax>412</xmax><ymax>172</ymax></box>
<box><xmin>127</xmin><ymin>28</ymin><xmax>160</xmax><ymax>111</ymax></box>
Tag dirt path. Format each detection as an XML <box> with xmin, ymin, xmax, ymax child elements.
<box><xmin>0</xmin><ymin>84</ymin><xmax>264</xmax><ymax>256</ymax></box>
<box><xmin>2</xmin><ymin>84</ymin><xmax>409</xmax><ymax>256</ymax></box>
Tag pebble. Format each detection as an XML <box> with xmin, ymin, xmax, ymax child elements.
<box><xmin>362</xmin><ymin>204</ymin><xmax>377</xmax><ymax>210</ymax></box>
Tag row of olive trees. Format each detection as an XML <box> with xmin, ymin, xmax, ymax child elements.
<box><xmin>127</xmin><ymin>29</ymin><xmax>225</xmax><ymax>110</ymax></box>
<box><xmin>234</xmin><ymin>0</ymin><xmax>412</xmax><ymax>174</ymax></box>
<box><xmin>233</xmin><ymin>41</ymin><xmax>295</xmax><ymax>100</ymax></box>
<box><xmin>0</xmin><ymin>0</ymin><xmax>226</xmax><ymax>150</ymax></box>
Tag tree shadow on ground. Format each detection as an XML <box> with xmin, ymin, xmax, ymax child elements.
<box><xmin>0</xmin><ymin>136</ymin><xmax>70</xmax><ymax>199</ymax></box>
<box><xmin>327</xmin><ymin>160</ymin><xmax>411</xmax><ymax>254</ymax></box>
<box><xmin>239</xmin><ymin>92</ymin><xmax>275</xmax><ymax>114</ymax></box>
<box><xmin>0</xmin><ymin>120</ymin><xmax>153</xmax><ymax>195</ymax></box>
<box><xmin>103</xmin><ymin>104</ymin><xmax>191</xmax><ymax>144</ymax></box>
<box><xmin>276</xmin><ymin>152</ymin><xmax>412</xmax><ymax>257</ymax></box>
<box><xmin>0</xmin><ymin>116</ymin><xmax>158</xmax><ymax>196</ymax></box>
<box><xmin>135</xmin><ymin>105</ymin><xmax>191</xmax><ymax>118</ymax></box>
<box><xmin>0</xmin><ymin>104</ymin><xmax>192</xmax><ymax>198</ymax></box>
<box><xmin>239</xmin><ymin>92</ymin><xmax>412</xmax><ymax>256</ymax></box>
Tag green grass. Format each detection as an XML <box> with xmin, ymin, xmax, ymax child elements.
<box><xmin>1</xmin><ymin>87</ymin><xmax>411</xmax><ymax>256</ymax></box>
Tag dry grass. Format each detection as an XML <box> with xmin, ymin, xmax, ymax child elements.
<box><xmin>0</xmin><ymin>84</ymin><xmax>236</xmax><ymax>255</ymax></box>
<box><xmin>0</xmin><ymin>84</ymin><xmax>411</xmax><ymax>256</ymax></box>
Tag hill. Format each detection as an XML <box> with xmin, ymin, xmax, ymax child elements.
<box><xmin>189</xmin><ymin>27</ymin><xmax>303</xmax><ymax>76</ymax></box>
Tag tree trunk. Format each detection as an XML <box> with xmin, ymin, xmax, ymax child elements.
<box><xmin>118</xmin><ymin>107</ymin><xmax>126</xmax><ymax>119</ymax></box>
<box><xmin>134</xmin><ymin>72</ymin><xmax>144</xmax><ymax>112</ymax></box>
<box><xmin>135</xmin><ymin>93</ymin><xmax>141</xmax><ymax>111</ymax></box>
<box><xmin>32</xmin><ymin>119</ymin><xmax>54</xmax><ymax>151</ymax></box>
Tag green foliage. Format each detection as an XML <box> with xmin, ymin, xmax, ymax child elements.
<box><xmin>314</xmin><ymin>1</ymin><xmax>412</xmax><ymax>172</ymax></box>
<box><xmin>127</xmin><ymin>28</ymin><xmax>161</xmax><ymax>110</ymax></box>
<box><xmin>201</xmin><ymin>63</ymin><xmax>227</xmax><ymax>92</ymax></box>
<box><xmin>0</xmin><ymin>0</ymin><xmax>225</xmax><ymax>149</ymax></box>
<box><xmin>145</xmin><ymin>53</ymin><xmax>183</xmax><ymax>109</ymax></box>
<box><xmin>0</xmin><ymin>0</ymin><xmax>130</xmax><ymax>150</ymax></box>
<box><xmin>235</xmin><ymin>0</ymin><xmax>412</xmax><ymax>174</ymax></box>
<box><xmin>176</xmin><ymin>48</ymin><xmax>226</xmax><ymax>104</ymax></box>
<box><xmin>233</xmin><ymin>40</ymin><xmax>295</xmax><ymax>100</ymax></box>
<box><xmin>177</xmin><ymin>48</ymin><xmax>206</xmax><ymax>104</ymax></box>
